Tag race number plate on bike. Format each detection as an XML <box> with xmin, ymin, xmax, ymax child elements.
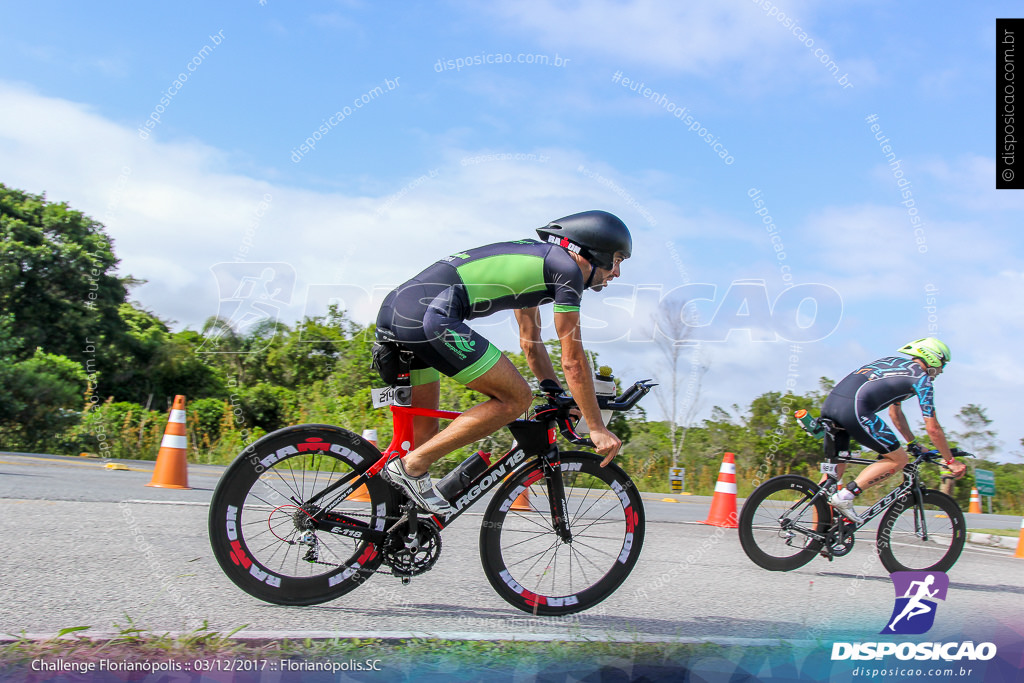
<box><xmin>820</xmin><ymin>462</ymin><xmax>839</xmax><ymax>476</ymax></box>
<box><xmin>371</xmin><ymin>386</ymin><xmax>396</xmax><ymax>408</ymax></box>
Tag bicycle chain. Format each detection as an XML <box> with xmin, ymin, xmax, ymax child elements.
<box><xmin>300</xmin><ymin>508</ymin><xmax>438</xmax><ymax>577</ymax></box>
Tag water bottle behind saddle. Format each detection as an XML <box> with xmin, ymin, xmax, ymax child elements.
<box><xmin>794</xmin><ymin>409</ymin><xmax>825</xmax><ymax>439</ymax></box>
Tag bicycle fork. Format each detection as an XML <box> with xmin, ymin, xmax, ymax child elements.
<box><xmin>541</xmin><ymin>449</ymin><xmax>573</xmax><ymax>543</ymax></box>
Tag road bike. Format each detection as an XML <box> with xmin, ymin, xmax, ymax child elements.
<box><xmin>208</xmin><ymin>376</ymin><xmax>655</xmax><ymax>615</ymax></box>
<box><xmin>738</xmin><ymin>412</ymin><xmax>971</xmax><ymax>573</ymax></box>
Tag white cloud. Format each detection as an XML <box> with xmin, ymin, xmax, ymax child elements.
<box><xmin>937</xmin><ymin>269</ymin><xmax>1024</xmax><ymax>452</ymax></box>
<box><xmin>0</xmin><ymin>81</ymin><xmax>693</xmax><ymax>332</ymax></box>
<box><xmin>475</xmin><ymin>0</ymin><xmax>876</xmax><ymax>90</ymax></box>
<box><xmin>920</xmin><ymin>155</ymin><xmax>1024</xmax><ymax>213</ymax></box>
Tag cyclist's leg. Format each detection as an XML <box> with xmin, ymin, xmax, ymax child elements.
<box><xmin>379</xmin><ymin>283</ymin><xmax>532</xmax><ymax>477</ymax></box>
<box><xmin>403</xmin><ymin>355</ymin><xmax>531</xmax><ymax>476</ymax></box>
<box><xmin>821</xmin><ymin>403</ymin><xmax>903</xmax><ymax>521</ymax></box>
<box><xmin>849</xmin><ymin>414</ymin><xmax>907</xmax><ymax>491</ymax></box>
<box><xmin>853</xmin><ymin>447</ymin><xmax>908</xmax><ymax>489</ymax></box>
<box><xmin>818</xmin><ymin>402</ymin><xmax>851</xmax><ymax>485</ymax></box>
<box><xmin>410</xmin><ymin>374</ymin><xmax>441</xmax><ymax>449</ymax></box>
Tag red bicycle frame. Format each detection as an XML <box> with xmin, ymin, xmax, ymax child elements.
<box><xmin>363</xmin><ymin>404</ymin><xmax>461</xmax><ymax>479</ymax></box>
<box><xmin>360</xmin><ymin>402</ymin><xmax>560</xmax><ymax>531</ymax></box>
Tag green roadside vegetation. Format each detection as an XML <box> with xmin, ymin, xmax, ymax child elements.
<box><xmin>0</xmin><ymin>622</ymin><xmax>795</xmax><ymax>678</ymax></box>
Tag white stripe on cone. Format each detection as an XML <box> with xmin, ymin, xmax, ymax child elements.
<box><xmin>161</xmin><ymin>434</ymin><xmax>187</xmax><ymax>449</ymax></box>
<box><xmin>714</xmin><ymin>481</ymin><xmax>737</xmax><ymax>494</ymax></box>
<box><xmin>169</xmin><ymin>409</ymin><xmax>186</xmax><ymax>424</ymax></box>
<box><xmin>720</xmin><ymin>462</ymin><xmax>735</xmax><ymax>474</ymax></box>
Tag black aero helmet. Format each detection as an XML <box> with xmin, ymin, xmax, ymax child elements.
<box><xmin>536</xmin><ymin>210</ymin><xmax>632</xmax><ymax>270</ymax></box>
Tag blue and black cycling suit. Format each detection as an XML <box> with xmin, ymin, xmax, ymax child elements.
<box><xmin>821</xmin><ymin>356</ymin><xmax>935</xmax><ymax>454</ymax></box>
<box><xmin>375</xmin><ymin>239</ymin><xmax>583</xmax><ymax>385</ymax></box>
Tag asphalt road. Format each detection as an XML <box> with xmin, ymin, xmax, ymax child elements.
<box><xmin>1</xmin><ymin>452</ymin><xmax>1022</xmax><ymax>645</ymax></box>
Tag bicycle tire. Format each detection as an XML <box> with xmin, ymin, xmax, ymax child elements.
<box><xmin>478</xmin><ymin>452</ymin><xmax>644</xmax><ymax>616</ymax></box>
<box><xmin>875</xmin><ymin>489</ymin><xmax>965</xmax><ymax>573</ymax></box>
<box><xmin>737</xmin><ymin>475</ymin><xmax>831</xmax><ymax>571</ymax></box>
<box><xmin>208</xmin><ymin>424</ymin><xmax>396</xmax><ymax>606</ymax></box>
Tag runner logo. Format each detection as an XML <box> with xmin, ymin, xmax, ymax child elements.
<box><xmin>881</xmin><ymin>571</ymin><xmax>948</xmax><ymax>635</ymax></box>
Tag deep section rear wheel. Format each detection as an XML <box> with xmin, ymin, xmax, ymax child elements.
<box><xmin>738</xmin><ymin>475</ymin><xmax>831</xmax><ymax>571</ymax></box>
<box><xmin>479</xmin><ymin>452</ymin><xmax>644</xmax><ymax>616</ymax></box>
<box><xmin>876</xmin><ymin>489</ymin><xmax>965</xmax><ymax>572</ymax></box>
<box><xmin>208</xmin><ymin>424</ymin><xmax>395</xmax><ymax>605</ymax></box>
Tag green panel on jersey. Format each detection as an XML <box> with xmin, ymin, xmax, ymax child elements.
<box><xmin>456</xmin><ymin>254</ymin><xmax>547</xmax><ymax>304</ymax></box>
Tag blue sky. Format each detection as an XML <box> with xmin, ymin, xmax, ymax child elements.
<box><xmin>1</xmin><ymin>1</ymin><xmax>1020</xmax><ymax>458</ymax></box>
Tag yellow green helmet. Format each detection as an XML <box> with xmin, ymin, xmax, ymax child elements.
<box><xmin>898</xmin><ymin>337</ymin><xmax>951</xmax><ymax>368</ymax></box>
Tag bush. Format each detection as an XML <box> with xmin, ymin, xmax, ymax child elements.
<box><xmin>71</xmin><ymin>400</ymin><xmax>164</xmax><ymax>460</ymax></box>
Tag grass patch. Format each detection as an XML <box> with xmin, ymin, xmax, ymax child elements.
<box><xmin>0</xmin><ymin>621</ymin><xmax>801</xmax><ymax>675</ymax></box>
<box><xmin>968</xmin><ymin>528</ymin><xmax>1020</xmax><ymax>537</ymax></box>
<box><xmin>1</xmin><ymin>619</ymin><xmax>253</xmax><ymax>666</ymax></box>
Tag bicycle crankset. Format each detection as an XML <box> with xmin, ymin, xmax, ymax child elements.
<box><xmin>826</xmin><ymin>520</ymin><xmax>857</xmax><ymax>558</ymax></box>
<box><xmin>381</xmin><ymin>517</ymin><xmax>442</xmax><ymax>578</ymax></box>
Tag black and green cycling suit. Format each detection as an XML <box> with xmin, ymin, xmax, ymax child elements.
<box><xmin>376</xmin><ymin>239</ymin><xmax>584</xmax><ymax>385</ymax></box>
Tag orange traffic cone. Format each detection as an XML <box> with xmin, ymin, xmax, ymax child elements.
<box><xmin>349</xmin><ymin>429</ymin><xmax>377</xmax><ymax>502</ymax></box>
<box><xmin>147</xmin><ymin>395</ymin><xmax>190</xmax><ymax>489</ymax></box>
<box><xmin>968</xmin><ymin>487</ymin><xmax>982</xmax><ymax>514</ymax></box>
<box><xmin>1014</xmin><ymin>519</ymin><xmax>1024</xmax><ymax>559</ymax></box>
<box><xmin>701</xmin><ymin>452</ymin><xmax>738</xmax><ymax>528</ymax></box>
<box><xmin>511</xmin><ymin>487</ymin><xmax>531</xmax><ymax>511</ymax></box>
<box><xmin>504</xmin><ymin>452</ymin><xmax>530</xmax><ymax>511</ymax></box>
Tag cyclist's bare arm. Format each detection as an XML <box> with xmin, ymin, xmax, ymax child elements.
<box><xmin>924</xmin><ymin>416</ymin><xmax>965</xmax><ymax>477</ymax></box>
<box><xmin>888</xmin><ymin>402</ymin><xmax>915</xmax><ymax>443</ymax></box>
<box><xmin>514</xmin><ymin>307</ymin><xmax>561</xmax><ymax>386</ymax></box>
<box><xmin>553</xmin><ymin>309</ymin><xmax>621</xmax><ymax>466</ymax></box>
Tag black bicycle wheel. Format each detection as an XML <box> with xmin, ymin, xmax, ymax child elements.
<box><xmin>876</xmin><ymin>489</ymin><xmax>965</xmax><ymax>573</ymax></box>
<box><xmin>478</xmin><ymin>452</ymin><xmax>645</xmax><ymax>616</ymax></box>
<box><xmin>737</xmin><ymin>475</ymin><xmax>831</xmax><ymax>571</ymax></box>
<box><xmin>208</xmin><ymin>424</ymin><xmax>396</xmax><ymax>605</ymax></box>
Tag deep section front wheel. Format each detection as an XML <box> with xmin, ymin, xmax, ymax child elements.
<box><xmin>737</xmin><ymin>475</ymin><xmax>831</xmax><ymax>571</ymax></box>
<box><xmin>208</xmin><ymin>424</ymin><xmax>395</xmax><ymax>605</ymax></box>
<box><xmin>875</xmin><ymin>489</ymin><xmax>965</xmax><ymax>573</ymax></box>
<box><xmin>478</xmin><ymin>452</ymin><xmax>645</xmax><ymax>616</ymax></box>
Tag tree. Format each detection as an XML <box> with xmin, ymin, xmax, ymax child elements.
<box><xmin>953</xmin><ymin>404</ymin><xmax>999</xmax><ymax>460</ymax></box>
<box><xmin>650</xmin><ymin>294</ymin><xmax>709</xmax><ymax>467</ymax></box>
<box><xmin>0</xmin><ymin>349</ymin><xmax>87</xmax><ymax>448</ymax></box>
<box><xmin>0</xmin><ymin>184</ymin><xmax>131</xmax><ymax>370</ymax></box>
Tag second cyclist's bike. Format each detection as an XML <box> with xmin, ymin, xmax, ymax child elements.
<box><xmin>209</xmin><ymin>376</ymin><xmax>655</xmax><ymax>615</ymax></box>
<box><xmin>738</xmin><ymin>413</ymin><xmax>971</xmax><ymax>574</ymax></box>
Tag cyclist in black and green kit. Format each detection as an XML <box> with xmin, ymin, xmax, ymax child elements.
<box><xmin>375</xmin><ymin>210</ymin><xmax>632</xmax><ymax>514</ymax></box>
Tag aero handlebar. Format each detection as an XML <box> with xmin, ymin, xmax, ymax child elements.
<box><xmin>534</xmin><ymin>379</ymin><xmax>657</xmax><ymax>447</ymax></box>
